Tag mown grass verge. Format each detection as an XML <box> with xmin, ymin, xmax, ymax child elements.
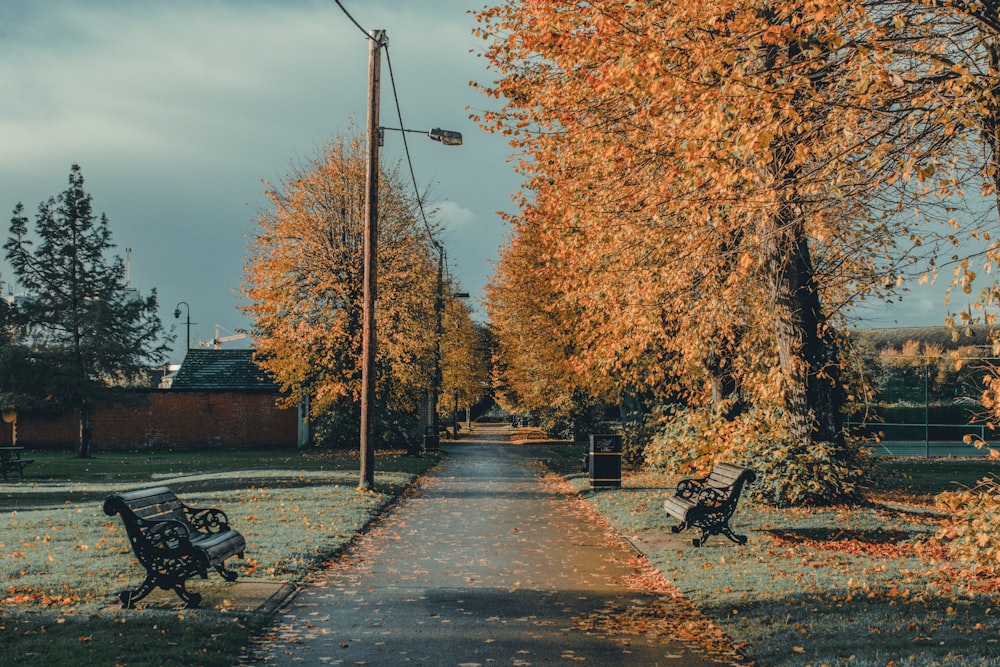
<box><xmin>542</xmin><ymin>441</ymin><xmax>1000</xmax><ymax>666</ymax></box>
<box><xmin>0</xmin><ymin>448</ymin><xmax>439</xmax><ymax>667</ymax></box>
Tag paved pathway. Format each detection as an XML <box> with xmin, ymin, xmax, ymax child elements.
<box><xmin>246</xmin><ymin>425</ymin><xmax>730</xmax><ymax>666</ymax></box>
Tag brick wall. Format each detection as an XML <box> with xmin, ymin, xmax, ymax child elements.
<box><xmin>2</xmin><ymin>391</ymin><xmax>299</xmax><ymax>451</ymax></box>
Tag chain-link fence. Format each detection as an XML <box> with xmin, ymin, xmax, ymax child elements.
<box><xmin>850</xmin><ymin>356</ymin><xmax>995</xmax><ymax>457</ymax></box>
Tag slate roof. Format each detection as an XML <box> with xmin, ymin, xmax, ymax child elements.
<box><xmin>170</xmin><ymin>349</ymin><xmax>279</xmax><ymax>391</ymax></box>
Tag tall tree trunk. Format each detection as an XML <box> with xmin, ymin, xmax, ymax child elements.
<box><xmin>761</xmin><ymin>206</ymin><xmax>844</xmax><ymax>447</ymax></box>
<box><xmin>758</xmin><ymin>12</ymin><xmax>844</xmax><ymax>449</ymax></box>
<box><xmin>983</xmin><ymin>35</ymin><xmax>1000</xmax><ymax>220</ymax></box>
<box><xmin>78</xmin><ymin>400</ymin><xmax>92</xmax><ymax>459</ymax></box>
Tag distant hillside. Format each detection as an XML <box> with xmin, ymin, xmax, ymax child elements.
<box><xmin>850</xmin><ymin>325</ymin><xmax>992</xmax><ymax>352</ymax></box>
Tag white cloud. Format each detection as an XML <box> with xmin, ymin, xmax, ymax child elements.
<box><xmin>432</xmin><ymin>200</ymin><xmax>477</xmax><ymax>227</ymax></box>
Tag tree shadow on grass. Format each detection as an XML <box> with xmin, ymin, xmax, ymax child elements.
<box><xmin>704</xmin><ymin>588</ymin><xmax>1000</xmax><ymax>667</ymax></box>
<box><xmin>764</xmin><ymin>527</ymin><xmax>913</xmax><ymax>544</ymax></box>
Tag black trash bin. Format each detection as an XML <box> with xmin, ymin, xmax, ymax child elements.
<box><xmin>588</xmin><ymin>434</ymin><xmax>622</xmax><ymax>488</ymax></box>
<box><xmin>423</xmin><ymin>426</ymin><xmax>440</xmax><ymax>452</ymax></box>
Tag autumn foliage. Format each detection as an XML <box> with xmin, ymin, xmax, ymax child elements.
<box><xmin>933</xmin><ymin>477</ymin><xmax>1000</xmax><ymax>575</ymax></box>
<box><xmin>440</xmin><ymin>295</ymin><xmax>491</xmax><ymax>421</ymax></box>
<box><xmin>474</xmin><ymin>1</ymin><xmax>1000</xmax><ymax>505</ymax></box>
<box><xmin>243</xmin><ymin>133</ymin><xmax>465</xmax><ymax>445</ymax></box>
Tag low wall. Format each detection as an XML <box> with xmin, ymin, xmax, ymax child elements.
<box><xmin>2</xmin><ymin>391</ymin><xmax>298</xmax><ymax>451</ymax></box>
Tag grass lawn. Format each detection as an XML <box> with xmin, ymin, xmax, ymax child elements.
<box><xmin>0</xmin><ymin>447</ymin><xmax>439</xmax><ymax>667</ymax></box>
<box><xmin>543</xmin><ymin>441</ymin><xmax>1000</xmax><ymax>666</ymax></box>
<box><xmin>6</xmin><ymin>441</ymin><xmax>1000</xmax><ymax>666</ymax></box>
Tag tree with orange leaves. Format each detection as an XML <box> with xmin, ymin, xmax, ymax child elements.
<box><xmin>242</xmin><ymin>132</ymin><xmax>439</xmax><ymax>447</ymax></box>
<box><xmin>475</xmin><ymin>1</ymin><xmax>989</xmax><ymax>504</ymax></box>
<box><xmin>439</xmin><ymin>292</ymin><xmax>491</xmax><ymax>430</ymax></box>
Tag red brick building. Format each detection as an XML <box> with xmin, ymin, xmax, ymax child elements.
<box><xmin>3</xmin><ymin>349</ymin><xmax>301</xmax><ymax>451</ymax></box>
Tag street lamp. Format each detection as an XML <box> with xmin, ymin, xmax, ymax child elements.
<box><xmin>427</xmin><ymin>244</ymin><xmax>470</xmax><ymax>451</ymax></box>
<box><xmin>428</xmin><ymin>128</ymin><xmax>463</xmax><ymax>146</ymax></box>
<box><xmin>173</xmin><ymin>301</ymin><xmax>193</xmax><ymax>352</ymax></box>
<box><xmin>380</xmin><ymin>126</ymin><xmax>463</xmax><ymax>147</ymax></box>
<box><xmin>450</xmin><ymin>291</ymin><xmax>470</xmax><ymax>440</ymax></box>
<box><xmin>359</xmin><ymin>28</ymin><xmax>462</xmax><ymax>489</ymax></box>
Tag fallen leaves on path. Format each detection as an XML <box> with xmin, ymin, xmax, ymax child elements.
<box><xmin>537</xmin><ymin>471</ymin><xmax>753</xmax><ymax>665</ymax></box>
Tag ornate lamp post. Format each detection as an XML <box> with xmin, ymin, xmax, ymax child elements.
<box><xmin>173</xmin><ymin>301</ymin><xmax>193</xmax><ymax>352</ymax></box>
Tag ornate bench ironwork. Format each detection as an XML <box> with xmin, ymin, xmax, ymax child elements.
<box><xmin>663</xmin><ymin>462</ymin><xmax>755</xmax><ymax>547</ymax></box>
<box><xmin>104</xmin><ymin>486</ymin><xmax>246</xmax><ymax>608</ymax></box>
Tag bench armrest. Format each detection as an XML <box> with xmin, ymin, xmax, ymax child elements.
<box><xmin>141</xmin><ymin>518</ymin><xmax>195</xmax><ymax>551</ymax></box>
<box><xmin>186</xmin><ymin>508</ymin><xmax>231</xmax><ymax>534</ymax></box>
<box><xmin>696</xmin><ymin>486</ymin><xmax>727</xmax><ymax>509</ymax></box>
<box><xmin>676</xmin><ymin>476</ymin><xmax>708</xmax><ymax>499</ymax></box>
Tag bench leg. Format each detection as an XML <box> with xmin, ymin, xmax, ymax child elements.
<box><xmin>692</xmin><ymin>521</ymin><xmax>748</xmax><ymax>548</ymax></box>
<box><xmin>119</xmin><ymin>574</ymin><xmax>158</xmax><ymax>609</ymax></box>
<box><xmin>719</xmin><ymin>523</ymin><xmax>749</xmax><ymax>546</ymax></box>
<box><xmin>215</xmin><ymin>562</ymin><xmax>239</xmax><ymax>582</ymax></box>
<box><xmin>693</xmin><ymin>526</ymin><xmax>715</xmax><ymax>548</ymax></box>
<box><xmin>171</xmin><ymin>582</ymin><xmax>203</xmax><ymax>608</ymax></box>
<box><xmin>120</xmin><ymin>573</ymin><xmax>203</xmax><ymax>609</ymax></box>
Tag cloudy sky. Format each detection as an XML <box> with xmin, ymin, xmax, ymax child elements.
<box><xmin>1</xmin><ymin>0</ymin><xmax>519</xmax><ymax>362</ymax></box>
<box><xmin>0</xmin><ymin>1</ymin><xmax>975</xmax><ymax>366</ymax></box>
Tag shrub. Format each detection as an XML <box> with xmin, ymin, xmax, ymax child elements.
<box><xmin>933</xmin><ymin>476</ymin><xmax>1000</xmax><ymax>574</ymax></box>
<box><xmin>640</xmin><ymin>404</ymin><xmax>873</xmax><ymax>507</ymax></box>
<box><xmin>639</xmin><ymin>405</ymin><xmax>721</xmax><ymax>476</ymax></box>
<box><xmin>747</xmin><ymin>436</ymin><xmax>872</xmax><ymax>507</ymax></box>
<box><xmin>533</xmin><ymin>391</ymin><xmax>610</xmax><ymax>441</ymax></box>
<box><xmin>310</xmin><ymin>400</ymin><xmax>421</xmax><ymax>450</ymax></box>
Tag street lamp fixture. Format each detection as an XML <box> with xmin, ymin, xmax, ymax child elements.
<box><xmin>173</xmin><ymin>301</ymin><xmax>193</xmax><ymax>352</ymax></box>
<box><xmin>379</xmin><ymin>126</ymin><xmax>463</xmax><ymax>147</ymax></box>
<box><xmin>428</xmin><ymin>128</ymin><xmax>463</xmax><ymax>146</ymax></box>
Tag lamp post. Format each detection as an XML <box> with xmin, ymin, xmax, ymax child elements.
<box><xmin>173</xmin><ymin>301</ymin><xmax>192</xmax><ymax>352</ymax></box>
<box><xmin>428</xmin><ymin>242</ymin><xmax>444</xmax><ymax>452</ymax></box>
<box><xmin>428</xmin><ymin>245</ymin><xmax>471</xmax><ymax>450</ymax></box>
<box><xmin>359</xmin><ymin>28</ymin><xmax>386</xmax><ymax>491</ymax></box>
<box><xmin>450</xmin><ymin>291</ymin><xmax>470</xmax><ymax>440</ymax></box>
<box><xmin>359</xmin><ymin>28</ymin><xmax>463</xmax><ymax>489</ymax></box>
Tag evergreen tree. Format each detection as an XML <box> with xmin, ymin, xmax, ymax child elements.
<box><xmin>5</xmin><ymin>165</ymin><xmax>169</xmax><ymax>457</ymax></box>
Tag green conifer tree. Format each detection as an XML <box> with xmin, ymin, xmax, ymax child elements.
<box><xmin>5</xmin><ymin>165</ymin><xmax>169</xmax><ymax>457</ymax></box>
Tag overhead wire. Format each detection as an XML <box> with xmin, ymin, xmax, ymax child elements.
<box><xmin>331</xmin><ymin>0</ymin><xmax>369</xmax><ymax>39</ymax></box>
<box><xmin>384</xmin><ymin>46</ymin><xmax>443</xmax><ymax>255</ymax></box>
<box><xmin>331</xmin><ymin>0</ymin><xmax>447</xmax><ymax>263</ymax></box>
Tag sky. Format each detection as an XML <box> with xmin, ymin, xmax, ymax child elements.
<box><xmin>1</xmin><ymin>0</ymin><xmax>519</xmax><ymax>363</ymax></box>
<box><xmin>0</xmin><ymin>0</ymin><xmax>982</xmax><ymax>367</ymax></box>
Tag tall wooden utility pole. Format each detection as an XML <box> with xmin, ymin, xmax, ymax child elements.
<box><xmin>359</xmin><ymin>29</ymin><xmax>386</xmax><ymax>491</ymax></box>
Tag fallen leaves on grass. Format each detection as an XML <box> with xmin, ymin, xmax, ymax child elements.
<box><xmin>4</xmin><ymin>588</ymin><xmax>83</xmax><ymax>608</ymax></box>
<box><xmin>767</xmin><ymin>528</ymin><xmax>917</xmax><ymax>558</ymax></box>
<box><xmin>537</xmin><ymin>471</ymin><xmax>752</xmax><ymax>665</ymax></box>
<box><xmin>1</xmin><ymin>473</ymin><xmax>415</xmax><ymax>615</ymax></box>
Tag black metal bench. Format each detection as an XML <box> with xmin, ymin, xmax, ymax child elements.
<box><xmin>0</xmin><ymin>446</ymin><xmax>33</xmax><ymax>480</ymax></box>
<box><xmin>663</xmin><ymin>462</ymin><xmax>755</xmax><ymax>547</ymax></box>
<box><xmin>103</xmin><ymin>486</ymin><xmax>246</xmax><ymax>608</ymax></box>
